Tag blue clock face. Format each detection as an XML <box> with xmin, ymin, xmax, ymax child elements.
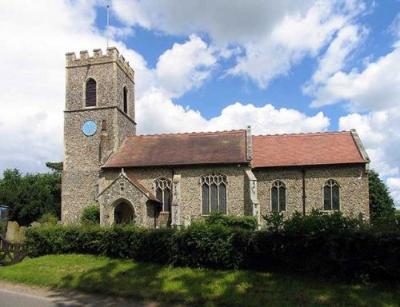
<box><xmin>82</xmin><ymin>120</ymin><xmax>97</xmax><ymax>136</ymax></box>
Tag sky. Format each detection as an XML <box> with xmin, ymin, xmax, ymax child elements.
<box><xmin>0</xmin><ymin>0</ymin><xmax>399</xmax><ymax>207</ymax></box>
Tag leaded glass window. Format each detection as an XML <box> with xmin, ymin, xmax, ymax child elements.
<box><xmin>154</xmin><ymin>178</ymin><xmax>172</xmax><ymax>212</ymax></box>
<box><xmin>323</xmin><ymin>179</ymin><xmax>340</xmax><ymax>211</ymax></box>
<box><xmin>201</xmin><ymin>174</ymin><xmax>227</xmax><ymax>214</ymax></box>
<box><xmin>271</xmin><ymin>180</ymin><xmax>286</xmax><ymax>212</ymax></box>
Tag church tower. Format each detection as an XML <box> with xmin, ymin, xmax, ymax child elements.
<box><xmin>62</xmin><ymin>47</ymin><xmax>136</xmax><ymax>223</ymax></box>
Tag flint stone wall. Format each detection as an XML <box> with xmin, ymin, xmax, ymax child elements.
<box><xmin>97</xmin><ymin>175</ymin><xmax>155</xmax><ymax>227</ymax></box>
<box><xmin>100</xmin><ymin>165</ymin><xmax>248</xmax><ymax>227</ymax></box>
<box><xmin>254</xmin><ymin>164</ymin><xmax>369</xmax><ymax>220</ymax></box>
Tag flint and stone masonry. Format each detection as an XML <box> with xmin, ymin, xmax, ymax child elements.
<box><xmin>62</xmin><ymin>47</ymin><xmax>370</xmax><ymax>227</ymax></box>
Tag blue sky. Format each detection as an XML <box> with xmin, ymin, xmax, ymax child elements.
<box><xmin>0</xmin><ymin>0</ymin><xmax>399</xmax><ymax>206</ymax></box>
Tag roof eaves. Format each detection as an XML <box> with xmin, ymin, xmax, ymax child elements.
<box><xmin>251</xmin><ymin>161</ymin><xmax>367</xmax><ymax>169</ymax></box>
<box><xmin>350</xmin><ymin>129</ymin><xmax>370</xmax><ymax>163</ymax></box>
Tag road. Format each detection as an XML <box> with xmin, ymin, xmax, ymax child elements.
<box><xmin>0</xmin><ymin>282</ymin><xmax>159</xmax><ymax>307</ymax></box>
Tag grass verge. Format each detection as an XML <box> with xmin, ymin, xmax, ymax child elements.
<box><xmin>0</xmin><ymin>254</ymin><xmax>399</xmax><ymax>306</ymax></box>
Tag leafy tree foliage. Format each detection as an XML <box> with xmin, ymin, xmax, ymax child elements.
<box><xmin>369</xmin><ymin>170</ymin><xmax>396</xmax><ymax>221</ymax></box>
<box><xmin>81</xmin><ymin>204</ymin><xmax>100</xmax><ymax>225</ymax></box>
<box><xmin>45</xmin><ymin>162</ymin><xmax>63</xmax><ymax>174</ymax></box>
<box><xmin>0</xmin><ymin>169</ymin><xmax>61</xmax><ymax>226</ymax></box>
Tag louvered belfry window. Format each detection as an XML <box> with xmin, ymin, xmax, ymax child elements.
<box><xmin>201</xmin><ymin>174</ymin><xmax>227</xmax><ymax>215</ymax></box>
<box><xmin>86</xmin><ymin>78</ymin><xmax>97</xmax><ymax>107</ymax></box>
<box><xmin>155</xmin><ymin>178</ymin><xmax>172</xmax><ymax>212</ymax></box>
<box><xmin>123</xmin><ymin>86</ymin><xmax>128</xmax><ymax>113</ymax></box>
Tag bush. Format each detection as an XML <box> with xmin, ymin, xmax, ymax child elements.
<box><xmin>37</xmin><ymin>213</ymin><xmax>58</xmax><ymax>225</ymax></box>
<box><xmin>25</xmin><ymin>224</ymin><xmax>176</xmax><ymax>264</ymax></box>
<box><xmin>282</xmin><ymin>210</ymin><xmax>364</xmax><ymax>234</ymax></box>
<box><xmin>205</xmin><ymin>212</ymin><xmax>258</xmax><ymax>231</ymax></box>
<box><xmin>173</xmin><ymin>223</ymin><xmax>250</xmax><ymax>269</ymax></box>
<box><xmin>25</xmin><ymin>214</ymin><xmax>400</xmax><ymax>282</ymax></box>
<box><xmin>263</xmin><ymin>212</ymin><xmax>284</xmax><ymax>232</ymax></box>
<box><xmin>80</xmin><ymin>204</ymin><xmax>100</xmax><ymax>225</ymax></box>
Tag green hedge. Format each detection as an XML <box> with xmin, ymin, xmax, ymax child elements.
<box><xmin>204</xmin><ymin>213</ymin><xmax>258</xmax><ymax>231</ymax></box>
<box><xmin>80</xmin><ymin>205</ymin><xmax>100</xmax><ymax>225</ymax></box>
<box><xmin>25</xmin><ymin>216</ymin><xmax>400</xmax><ymax>282</ymax></box>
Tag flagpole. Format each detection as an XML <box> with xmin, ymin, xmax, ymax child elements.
<box><xmin>106</xmin><ymin>3</ymin><xmax>110</xmax><ymax>48</ymax></box>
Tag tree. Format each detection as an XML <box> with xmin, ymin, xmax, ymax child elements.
<box><xmin>369</xmin><ymin>170</ymin><xmax>395</xmax><ymax>221</ymax></box>
<box><xmin>45</xmin><ymin>162</ymin><xmax>63</xmax><ymax>174</ymax></box>
<box><xmin>0</xmin><ymin>169</ymin><xmax>61</xmax><ymax>226</ymax></box>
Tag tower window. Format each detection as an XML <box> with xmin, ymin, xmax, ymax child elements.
<box><xmin>86</xmin><ymin>78</ymin><xmax>96</xmax><ymax>107</ymax></box>
<box><xmin>123</xmin><ymin>86</ymin><xmax>128</xmax><ymax>113</ymax></box>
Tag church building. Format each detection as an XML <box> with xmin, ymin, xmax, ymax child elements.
<box><xmin>62</xmin><ymin>47</ymin><xmax>370</xmax><ymax>228</ymax></box>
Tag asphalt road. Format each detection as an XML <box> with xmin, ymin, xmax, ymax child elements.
<box><xmin>0</xmin><ymin>282</ymin><xmax>158</xmax><ymax>307</ymax></box>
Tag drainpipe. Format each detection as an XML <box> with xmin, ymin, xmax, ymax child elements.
<box><xmin>302</xmin><ymin>169</ymin><xmax>306</xmax><ymax>216</ymax></box>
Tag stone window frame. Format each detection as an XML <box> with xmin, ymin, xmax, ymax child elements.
<box><xmin>154</xmin><ymin>177</ymin><xmax>172</xmax><ymax>212</ymax></box>
<box><xmin>322</xmin><ymin>179</ymin><xmax>341</xmax><ymax>211</ymax></box>
<box><xmin>123</xmin><ymin>86</ymin><xmax>128</xmax><ymax>114</ymax></box>
<box><xmin>84</xmin><ymin>77</ymin><xmax>98</xmax><ymax>108</ymax></box>
<box><xmin>200</xmin><ymin>174</ymin><xmax>228</xmax><ymax>216</ymax></box>
<box><xmin>270</xmin><ymin>180</ymin><xmax>287</xmax><ymax>213</ymax></box>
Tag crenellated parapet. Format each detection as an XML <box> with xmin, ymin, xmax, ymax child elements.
<box><xmin>66</xmin><ymin>47</ymin><xmax>134</xmax><ymax>80</ymax></box>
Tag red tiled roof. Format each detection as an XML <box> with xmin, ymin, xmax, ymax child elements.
<box><xmin>103</xmin><ymin>130</ymin><xmax>248</xmax><ymax>168</ymax></box>
<box><xmin>126</xmin><ymin>174</ymin><xmax>159</xmax><ymax>202</ymax></box>
<box><xmin>252</xmin><ymin>131</ymin><xmax>367</xmax><ymax>168</ymax></box>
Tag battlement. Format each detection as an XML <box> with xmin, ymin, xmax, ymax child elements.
<box><xmin>66</xmin><ymin>47</ymin><xmax>134</xmax><ymax>79</ymax></box>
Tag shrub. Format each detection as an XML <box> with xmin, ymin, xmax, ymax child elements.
<box><xmin>173</xmin><ymin>223</ymin><xmax>251</xmax><ymax>269</ymax></box>
<box><xmin>205</xmin><ymin>212</ymin><xmax>258</xmax><ymax>231</ymax></box>
<box><xmin>80</xmin><ymin>204</ymin><xmax>100</xmax><ymax>225</ymax></box>
<box><xmin>37</xmin><ymin>213</ymin><xmax>58</xmax><ymax>225</ymax></box>
<box><xmin>25</xmin><ymin>214</ymin><xmax>400</xmax><ymax>282</ymax></box>
<box><xmin>283</xmin><ymin>210</ymin><xmax>363</xmax><ymax>234</ymax></box>
<box><xmin>263</xmin><ymin>212</ymin><xmax>284</xmax><ymax>232</ymax></box>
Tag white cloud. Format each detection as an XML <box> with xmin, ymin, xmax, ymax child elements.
<box><xmin>155</xmin><ymin>35</ymin><xmax>217</xmax><ymax>98</ymax></box>
<box><xmin>309</xmin><ymin>41</ymin><xmax>400</xmax><ymax>109</ymax></box>
<box><xmin>339</xmin><ymin>110</ymin><xmax>400</xmax><ymax>206</ymax></box>
<box><xmin>389</xmin><ymin>13</ymin><xmax>400</xmax><ymax>39</ymax></box>
<box><xmin>0</xmin><ymin>0</ymin><xmax>103</xmax><ymax>173</ymax></box>
<box><xmin>0</xmin><ymin>0</ymin><xmax>330</xmax><ymax>175</ymax></box>
<box><xmin>113</xmin><ymin>0</ymin><xmax>366</xmax><ymax>88</ymax></box>
<box><xmin>387</xmin><ymin>178</ymin><xmax>400</xmax><ymax>207</ymax></box>
<box><xmin>305</xmin><ymin>24</ymin><xmax>366</xmax><ymax>91</ymax></box>
<box><xmin>112</xmin><ymin>0</ymin><xmax>310</xmax><ymax>45</ymax></box>
<box><xmin>137</xmin><ymin>93</ymin><xmax>329</xmax><ymax>135</ymax></box>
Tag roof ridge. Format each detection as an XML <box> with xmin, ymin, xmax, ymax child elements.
<box><xmin>130</xmin><ymin>129</ymin><xmax>246</xmax><ymax>138</ymax></box>
<box><xmin>252</xmin><ymin>130</ymin><xmax>351</xmax><ymax>137</ymax></box>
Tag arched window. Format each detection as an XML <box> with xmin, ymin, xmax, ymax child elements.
<box><xmin>271</xmin><ymin>180</ymin><xmax>286</xmax><ymax>212</ymax></box>
<box><xmin>123</xmin><ymin>86</ymin><xmax>128</xmax><ymax>113</ymax></box>
<box><xmin>201</xmin><ymin>174</ymin><xmax>227</xmax><ymax>215</ymax></box>
<box><xmin>155</xmin><ymin>178</ymin><xmax>172</xmax><ymax>212</ymax></box>
<box><xmin>324</xmin><ymin>179</ymin><xmax>340</xmax><ymax>210</ymax></box>
<box><xmin>86</xmin><ymin>78</ymin><xmax>97</xmax><ymax>107</ymax></box>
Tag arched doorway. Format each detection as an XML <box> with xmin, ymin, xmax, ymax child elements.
<box><xmin>114</xmin><ymin>200</ymin><xmax>135</xmax><ymax>224</ymax></box>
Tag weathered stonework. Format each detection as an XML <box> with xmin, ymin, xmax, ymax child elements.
<box><xmin>97</xmin><ymin>174</ymin><xmax>154</xmax><ymax>226</ymax></box>
<box><xmin>99</xmin><ymin>165</ymin><xmax>249</xmax><ymax>227</ymax></box>
<box><xmin>254</xmin><ymin>164</ymin><xmax>369</xmax><ymax>222</ymax></box>
<box><xmin>62</xmin><ymin>47</ymin><xmax>370</xmax><ymax>228</ymax></box>
<box><xmin>62</xmin><ymin>48</ymin><xmax>136</xmax><ymax>224</ymax></box>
